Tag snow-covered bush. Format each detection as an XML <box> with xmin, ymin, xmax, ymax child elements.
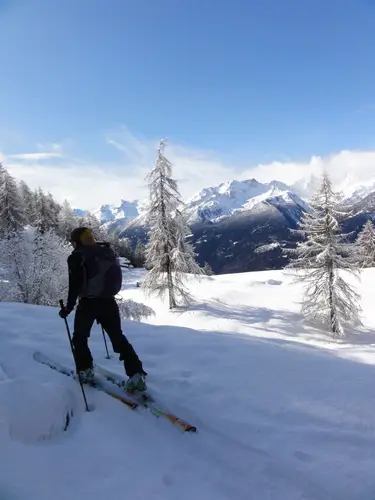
<box><xmin>116</xmin><ymin>296</ymin><xmax>155</xmax><ymax>321</ymax></box>
<box><xmin>0</xmin><ymin>227</ymin><xmax>70</xmax><ymax>306</ymax></box>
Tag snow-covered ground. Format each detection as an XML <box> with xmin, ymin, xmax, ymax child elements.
<box><xmin>1</xmin><ymin>268</ymin><xmax>375</xmax><ymax>500</ymax></box>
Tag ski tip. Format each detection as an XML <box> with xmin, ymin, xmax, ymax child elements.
<box><xmin>184</xmin><ymin>425</ymin><xmax>197</xmax><ymax>433</ymax></box>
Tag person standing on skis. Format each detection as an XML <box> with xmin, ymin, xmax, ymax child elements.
<box><xmin>58</xmin><ymin>226</ymin><xmax>147</xmax><ymax>392</ymax></box>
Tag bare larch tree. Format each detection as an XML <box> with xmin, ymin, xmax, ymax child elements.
<box><xmin>142</xmin><ymin>139</ymin><xmax>202</xmax><ymax>308</ymax></box>
<box><xmin>286</xmin><ymin>171</ymin><xmax>361</xmax><ymax>336</ymax></box>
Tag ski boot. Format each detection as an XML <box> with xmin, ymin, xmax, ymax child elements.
<box><xmin>126</xmin><ymin>372</ymin><xmax>147</xmax><ymax>393</ymax></box>
<box><xmin>78</xmin><ymin>367</ymin><xmax>95</xmax><ymax>384</ymax></box>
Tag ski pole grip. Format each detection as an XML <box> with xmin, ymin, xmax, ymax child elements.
<box><xmin>59</xmin><ymin>299</ymin><xmax>65</xmax><ymax>311</ymax></box>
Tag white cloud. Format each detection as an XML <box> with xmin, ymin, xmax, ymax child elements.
<box><xmin>8</xmin><ymin>142</ymin><xmax>64</xmax><ymax>161</ymax></box>
<box><xmin>2</xmin><ymin>129</ymin><xmax>375</xmax><ymax>211</ymax></box>
<box><xmin>8</xmin><ymin>152</ymin><xmax>62</xmax><ymax>160</ymax></box>
<box><xmin>4</xmin><ymin>160</ymin><xmax>145</xmax><ymax>211</ymax></box>
<box><xmin>36</xmin><ymin>142</ymin><xmax>63</xmax><ymax>153</ymax></box>
<box><xmin>243</xmin><ymin>150</ymin><xmax>375</xmax><ymax>197</ymax></box>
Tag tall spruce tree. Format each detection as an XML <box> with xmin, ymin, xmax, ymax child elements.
<box><xmin>134</xmin><ymin>240</ymin><xmax>146</xmax><ymax>267</ymax></box>
<box><xmin>0</xmin><ymin>165</ymin><xmax>26</xmax><ymax>235</ymax></box>
<box><xmin>58</xmin><ymin>199</ymin><xmax>78</xmax><ymax>240</ymax></box>
<box><xmin>286</xmin><ymin>171</ymin><xmax>361</xmax><ymax>336</ymax></box>
<box><xmin>19</xmin><ymin>180</ymin><xmax>37</xmax><ymax>225</ymax></box>
<box><xmin>142</xmin><ymin>139</ymin><xmax>202</xmax><ymax>308</ymax></box>
<box><xmin>34</xmin><ymin>188</ymin><xmax>56</xmax><ymax>233</ymax></box>
<box><xmin>46</xmin><ymin>192</ymin><xmax>61</xmax><ymax>230</ymax></box>
<box><xmin>80</xmin><ymin>212</ymin><xmax>105</xmax><ymax>240</ymax></box>
<box><xmin>355</xmin><ymin>220</ymin><xmax>375</xmax><ymax>268</ymax></box>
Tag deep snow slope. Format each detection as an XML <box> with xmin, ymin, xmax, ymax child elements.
<box><xmin>1</xmin><ymin>269</ymin><xmax>375</xmax><ymax>500</ymax></box>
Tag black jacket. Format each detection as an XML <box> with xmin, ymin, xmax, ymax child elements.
<box><xmin>66</xmin><ymin>250</ymin><xmax>85</xmax><ymax>312</ymax></box>
<box><xmin>66</xmin><ymin>242</ymin><xmax>121</xmax><ymax>311</ymax></box>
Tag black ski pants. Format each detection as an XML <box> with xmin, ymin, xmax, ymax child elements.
<box><xmin>72</xmin><ymin>297</ymin><xmax>144</xmax><ymax>377</ymax></box>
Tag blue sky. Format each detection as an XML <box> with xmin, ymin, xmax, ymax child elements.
<box><xmin>1</xmin><ymin>0</ymin><xmax>375</xmax><ymax>209</ymax></box>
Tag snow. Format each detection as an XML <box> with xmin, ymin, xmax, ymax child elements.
<box><xmin>1</xmin><ymin>268</ymin><xmax>375</xmax><ymax>499</ymax></box>
<box><xmin>77</xmin><ymin>176</ymin><xmax>375</xmax><ymax>232</ymax></box>
<box><xmin>184</xmin><ymin>179</ymin><xmax>308</xmax><ymax>224</ymax></box>
<box><xmin>92</xmin><ymin>178</ymin><xmax>308</xmax><ymax>230</ymax></box>
<box><xmin>254</xmin><ymin>242</ymin><xmax>280</xmax><ymax>253</ymax></box>
<box><xmin>3</xmin><ymin>378</ymin><xmax>76</xmax><ymax>444</ymax></box>
<box><xmin>93</xmin><ymin>200</ymin><xmax>140</xmax><ymax>225</ymax></box>
<box><xmin>341</xmin><ymin>180</ymin><xmax>375</xmax><ymax>205</ymax></box>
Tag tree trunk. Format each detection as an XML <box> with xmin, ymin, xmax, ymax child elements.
<box><xmin>166</xmin><ymin>255</ymin><xmax>176</xmax><ymax>309</ymax></box>
<box><xmin>328</xmin><ymin>265</ymin><xmax>338</xmax><ymax>335</ymax></box>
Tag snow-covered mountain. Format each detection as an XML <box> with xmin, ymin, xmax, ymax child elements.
<box><xmin>74</xmin><ymin>175</ymin><xmax>375</xmax><ymax>274</ymax></box>
<box><xmin>72</xmin><ymin>208</ymin><xmax>88</xmax><ymax>217</ymax></box>
<box><xmin>114</xmin><ymin>179</ymin><xmax>308</xmax><ymax>232</ymax></box>
<box><xmin>93</xmin><ymin>200</ymin><xmax>140</xmax><ymax>225</ymax></box>
<box><xmin>184</xmin><ymin>179</ymin><xmax>308</xmax><ymax>225</ymax></box>
<box><xmin>342</xmin><ymin>181</ymin><xmax>375</xmax><ymax>207</ymax></box>
<box><xmin>77</xmin><ymin>176</ymin><xmax>375</xmax><ymax>233</ymax></box>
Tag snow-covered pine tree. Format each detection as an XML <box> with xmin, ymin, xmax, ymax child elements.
<box><xmin>80</xmin><ymin>212</ymin><xmax>105</xmax><ymax>240</ymax></box>
<box><xmin>142</xmin><ymin>139</ymin><xmax>202</xmax><ymax>308</ymax></box>
<box><xmin>355</xmin><ymin>219</ymin><xmax>375</xmax><ymax>268</ymax></box>
<box><xmin>203</xmin><ymin>261</ymin><xmax>214</xmax><ymax>275</ymax></box>
<box><xmin>46</xmin><ymin>192</ymin><xmax>62</xmax><ymax>230</ymax></box>
<box><xmin>34</xmin><ymin>188</ymin><xmax>56</xmax><ymax>233</ymax></box>
<box><xmin>58</xmin><ymin>199</ymin><xmax>78</xmax><ymax>240</ymax></box>
<box><xmin>286</xmin><ymin>171</ymin><xmax>361</xmax><ymax>336</ymax></box>
<box><xmin>0</xmin><ymin>227</ymin><xmax>70</xmax><ymax>305</ymax></box>
<box><xmin>0</xmin><ymin>166</ymin><xmax>26</xmax><ymax>235</ymax></box>
<box><xmin>134</xmin><ymin>240</ymin><xmax>146</xmax><ymax>267</ymax></box>
<box><xmin>19</xmin><ymin>180</ymin><xmax>37</xmax><ymax>225</ymax></box>
<box><xmin>0</xmin><ymin>163</ymin><xmax>6</xmax><ymax>184</ymax></box>
<box><xmin>106</xmin><ymin>232</ymin><xmax>134</xmax><ymax>261</ymax></box>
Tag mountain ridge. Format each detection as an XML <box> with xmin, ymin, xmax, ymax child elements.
<box><xmin>75</xmin><ymin>176</ymin><xmax>375</xmax><ymax>274</ymax></box>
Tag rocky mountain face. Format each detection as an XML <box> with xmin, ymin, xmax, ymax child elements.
<box><xmin>83</xmin><ymin>177</ymin><xmax>375</xmax><ymax>274</ymax></box>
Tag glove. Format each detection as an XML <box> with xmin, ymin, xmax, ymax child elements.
<box><xmin>59</xmin><ymin>307</ymin><xmax>71</xmax><ymax>319</ymax></box>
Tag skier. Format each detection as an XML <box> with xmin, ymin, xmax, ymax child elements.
<box><xmin>58</xmin><ymin>226</ymin><xmax>147</xmax><ymax>392</ymax></box>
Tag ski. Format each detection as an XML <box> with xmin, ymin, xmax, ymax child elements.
<box><xmin>94</xmin><ymin>364</ymin><xmax>155</xmax><ymax>401</ymax></box>
<box><xmin>93</xmin><ymin>364</ymin><xmax>197</xmax><ymax>433</ymax></box>
<box><xmin>33</xmin><ymin>352</ymin><xmax>197</xmax><ymax>433</ymax></box>
<box><xmin>33</xmin><ymin>351</ymin><xmax>138</xmax><ymax>410</ymax></box>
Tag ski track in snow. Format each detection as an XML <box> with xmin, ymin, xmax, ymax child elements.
<box><xmin>1</xmin><ymin>268</ymin><xmax>375</xmax><ymax>499</ymax></box>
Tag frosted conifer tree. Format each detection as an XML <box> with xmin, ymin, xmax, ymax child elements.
<box><xmin>0</xmin><ymin>163</ymin><xmax>6</xmax><ymax>183</ymax></box>
<box><xmin>0</xmin><ymin>227</ymin><xmax>70</xmax><ymax>305</ymax></box>
<box><xmin>46</xmin><ymin>192</ymin><xmax>61</xmax><ymax>230</ymax></box>
<box><xmin>0</xmin><ymin>166</ymin><xmax>26</xmax><ymax>235</ymax></box>
<box><xmin>355</xmin><ymin>220</ymin><xmax>375</xmax><ymax>268</ymax></box>
<box><xmin>286</xmin><ymin>171</ymin><xmax>361</xmax><ymax>336</ymax></box>
<box><xmin>134</xmin><ymin>240</ymin><xmax>146</xmax><ymax>267</ymax></box>
<box><xmin>34</xmin><ymin>188</ymin><xmax>56</xmax><ymax>233</ymax></box>
<box><xmin>58</xmin><ymin>200</ymin><xmax>78</xmax><ymax>240</ymax></box>
<box><xmin>19</xmin><ymin>180</ymin><xmax>37</xmax><ymax>225</ymax></box>
<box><xmin>142</xmin><ymin>139</ymin><xmax>202</xmax><ymax>308</ymax></box>
<box><xmin>80</xmin><ymin>212</ymin><xmax>105</xmax><ymax>240</ymax></box>
<box><xmin>203</xmin><ymin>261</ymin><xmax>214</xmax><ymax>275</ymax></box>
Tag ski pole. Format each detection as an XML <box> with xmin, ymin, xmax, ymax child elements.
<box><xmin>95</xmin><ymin>319</ymin><xmax>110</xmax><ymax>359</ymax></box>
<box><xmin>96</xmin><ymin>319</ymin><xmax>111</xmax><ymax>359</ymax></box>
<box><xmin>59</xmin><ymin>300</ymin><xmax>90</xmax><ymax>412</ymax></box>
<box><xmin>100</xmin><ymin>324</ymin><xmax>110</xmax><ymax>359</ymax></box>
